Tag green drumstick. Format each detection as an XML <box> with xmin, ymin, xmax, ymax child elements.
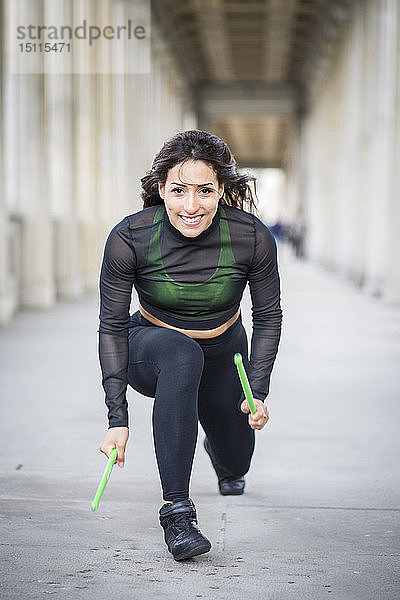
<box><xmin>91</xmin><ymin>447</ymin><xmax>118</xmax><ymax>511</ymax></box>
<box><xmin>234</xmin><ymin>353</ymin><xmax>257</xmax><ymax>414</ymax></box>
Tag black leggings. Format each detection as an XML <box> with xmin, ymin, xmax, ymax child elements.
<box><xmin>127</xmin><ymin>311</ymin><xmax>255</xmax><ymax>501</ymax></box>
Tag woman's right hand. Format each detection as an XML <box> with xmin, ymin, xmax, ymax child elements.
<box><xmin>99</xmin><ymin>426</ymin><xmax>129</xmax><ymax>468</ymax></box>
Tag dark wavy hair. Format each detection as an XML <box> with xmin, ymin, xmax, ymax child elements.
<box><xmin>141</xmin><ymin>129</ymin><xmax>258</xmax><ymax>212</ymax></box>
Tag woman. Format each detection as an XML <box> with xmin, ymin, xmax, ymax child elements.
<box><xmin>98</xmin><ymin>130</ymin><xmax>282</xmax><ymax>561</ymax></box>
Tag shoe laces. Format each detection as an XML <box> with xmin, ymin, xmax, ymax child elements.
<box><xmin>172</xmin><ymin>510</ymin><xmax>197</xmax><ymax>531</ymax></box>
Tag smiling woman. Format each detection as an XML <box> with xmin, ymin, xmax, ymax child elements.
<box><xmin>141</xmin><ymin>129</ymin><xmax>257</xmax><ymax>212</ymax></box>
<box><xmin>97</xmin><ymin>129</ymin><xmax>282</xmax><ymax>561</ymax></box>
<box><xmin>158</xmin><ymin>161</ymin><xmax>223</xmax><ymax>238</ymax></box>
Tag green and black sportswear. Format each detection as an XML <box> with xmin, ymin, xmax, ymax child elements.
<box><xmin>98</xmin><ymin>202</ymin><xmax>282</xmax><ymax>427</ymax></box>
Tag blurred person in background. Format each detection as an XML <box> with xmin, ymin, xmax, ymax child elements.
<box><xmin>97</xmin><ymin>130</ymin><xmax>282</xmax><ymax>561</ymax></box>
<box><xmin>269</xmin><ymin>219</ymin><xmax>283</xmax><ymax>248</ymax></box>
<box><xmin>289</xmin><ymin>211</ymin><xmax>306</xmax><ymax>258</ymax></box>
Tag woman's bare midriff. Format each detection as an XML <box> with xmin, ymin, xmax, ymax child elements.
<box><xmin>138</xmin><ymin>303</ymin><xmax>240</xmax><ymax>339</ymax></box>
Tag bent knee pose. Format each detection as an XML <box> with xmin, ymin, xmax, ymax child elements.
<box><xmin>97</xmin><ymin>130</ymin><xmax>282</xmax><ymax>561</ymax></box>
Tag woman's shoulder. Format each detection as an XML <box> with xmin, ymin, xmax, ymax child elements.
<box><xmin>106</xmin><ymin>205</ymin><xmax>159</xmax><ymax>235</ymax></box>
<box><xmin>221</xmin><ymin>204</ymin><xmax>270</xmax><ymax>233</ymax></box>
<box><xmin>125</xmin><ymin>205</ymin><xmax>163</xmax><ymax>230</ymax></box>
<box><xmin>220</xmin><ymin>203</ymin><xmax>253</xmax><ymax>222</ymax></box>
<box><xmin>221</xmin><ymin>204</ymin><xmax>276</xmax><ymax>257</ymax></box>
<box><xmin>105</xmin><ymin>206</ymin><xmax>161</xmax><ymax>247</ymax></box>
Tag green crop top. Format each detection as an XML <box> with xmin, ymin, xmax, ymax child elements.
<box><xmin>140</xmin><ymin>205</ymin><xmax>238</xmax><ymax>321</ymax></box>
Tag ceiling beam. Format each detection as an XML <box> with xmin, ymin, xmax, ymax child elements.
<box><xmin>264</xmin><ymin>0</ymin><xmax>297</xmax><ymax>81</ymax></box>
<box><xmin>240</xmin><ymin>160</ymin><xmax>284</xmax><ymax>170</ymax></box>
<box><xmin>197</xmin><ymin>83</ymin><xmax>301</xmax><ymax>118</ymax></box>
<box><xmin>151</xmin><ymin>0</ymin><xmax>197</xmax><ymax>85</ymax></box>
<box><xmin>193</xmin><ymin>0</ymin><xmax>235</xmax><ymax>81</ymax></box>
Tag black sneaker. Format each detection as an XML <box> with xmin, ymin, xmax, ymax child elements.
<box><xmin>159</xmin><ymin>499</ymin><xmax>211</xmax><ymax>561</ymax></box>
<box><xmin>203</xmin><ymin>437</ymin><xmax>245</xmax><ymax>496</ymax></box>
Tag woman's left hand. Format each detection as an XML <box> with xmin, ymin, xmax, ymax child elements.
<box><xmin>240</xmin><ymin>398</ymin><xmax>270</xmax><ymax>430</ymax></box>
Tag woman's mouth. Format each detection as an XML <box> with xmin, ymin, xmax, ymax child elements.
<box><xmin>179</xmin><ymin>214</ymin><xmax>205</xmax><ymax>226</ymax></box>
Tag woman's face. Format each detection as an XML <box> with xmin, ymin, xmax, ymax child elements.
<box><xmin>158</xmin><ymin>160</ymin><xmax>224</xmax><ymax>238</ymax></box>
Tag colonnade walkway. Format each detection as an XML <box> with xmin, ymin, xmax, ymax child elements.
<box><xmin>0</xmin><ymin>255</ymin><xmax>399</xmax><ymax>599</ymax></box>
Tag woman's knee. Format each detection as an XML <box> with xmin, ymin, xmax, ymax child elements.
<box><xmin>211</xmin><ymin>430</ymin><xmax>255</xmax><ymax>477</ymax></box>
<box><xmin>127</xmin><ymin>360</ymin><xmax>159</xmax><ymax>397</ymax></box>
<box><xmin>157</xmin><ymin>331</ymin><xmax>204</xmax><ymax>375</ymax></box>
<box><xmin>226</xmin><ymin>447</ymin><xmax>254</xmax><ymax>476</ymax></box>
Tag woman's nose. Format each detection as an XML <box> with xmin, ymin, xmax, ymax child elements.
<box><xmin>183</xmin><ymin>190</ymin><xmax>199</xmax><ymax>213</ymax></box>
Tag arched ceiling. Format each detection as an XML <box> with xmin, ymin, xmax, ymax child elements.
<box><xmin>152</xmin><ymin>0</ymin><xmax>352</xmax><ymax>168</ymax></box>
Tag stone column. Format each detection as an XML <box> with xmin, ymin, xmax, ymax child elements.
<box><xmin>384</xmin><ymin>1</ymin><xmax>400</xmax><ymax>303</ymax></box>
<box><xmin>0</xmin><ymin>0</ymin><xmax>7</xmax><ymax>323</ymax></box>
<box><xmin>73</xmin><ymin>0</ymin><xmax>99</xmax><ymax>291</ymax></box>
<box><xmin>17</xmin><ymin>0</ymin><xmax>55</xmax><ymax>308</ymax></box>
<box><xmin>2</xmin><ymin>0</ymin><xmax>22</xmax><ymax>322</ymax></box>
<box><xmin>113</xmin><ymin>0</ymin><xmax>128</xmax><ymax>217</ymax></box>
<box><xmin>45</xmin><ymin>0</ymin><xmax>82</xmax><ymax>299</ymax></box>
<box><xmin>363</xmin><ymin>0</ymin><xmax>396</xmax><ymax>297</ymax></box>
<box><xmin>96</xmin><ymin>0</ymin><xmax>117</xmax><ymax>230</ymax></box>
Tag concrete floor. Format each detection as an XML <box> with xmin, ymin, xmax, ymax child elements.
<box><xmin>0</xmin><ymin>255</ymin><xmax>399</xmax><ymax>600</ymax></box>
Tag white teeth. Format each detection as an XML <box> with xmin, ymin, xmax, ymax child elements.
<box><xmin>180</xmin><ymin>215</ymin><xmax>203</xmax><ymax>223</ymax></box>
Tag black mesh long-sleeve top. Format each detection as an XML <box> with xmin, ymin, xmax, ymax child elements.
<box><xmin>98</xmin><ymin>203</ymin><xmax>282</xmax><ymax>428</ymax></box>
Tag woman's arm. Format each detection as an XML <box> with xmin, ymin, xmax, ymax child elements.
<box><xmin>98</xmin><ymin>219</ymin><xmax>136</xmax><ymax>428</ymax></box>
<box><xmin>242</xmin><ymin>216</ymin><xmax>283</xmax><ymax>406</ymax></box>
